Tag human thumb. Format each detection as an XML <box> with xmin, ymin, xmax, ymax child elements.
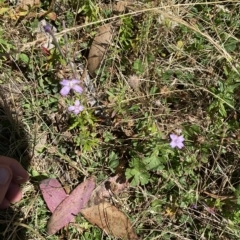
<box><xmin>0</xmin><ymin>165</ymin><xmax>12</xmax><ymax>204</ymax></box>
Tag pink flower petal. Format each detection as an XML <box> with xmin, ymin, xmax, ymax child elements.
<box><xmin>177</xmin><ymin>142</ymin><xmax>184</xmax><ymax>149</ymax></box>
<box><xmin>68</xmin><ymin>106</ymin><xmax>75</xmax><ymax>112</ymax></box>
<box><xmin>178</xmin><ymin>136</ymin><xmax>185</xmax><ymax>142</ymax></box>
<box><xmin>170</xmin><ymin>134</ymin><xmax>178</xmax><ymax>140</ymax></box>
<box><xmin>73</xmin><ymin>109</ymin><xmax>80</xmax><ymax>114</ymax></box>
<box><xmin>74</xmin><ymin>100</ymin><xmax>80</xmax><ymax>106</ymax></box>
<box><xmin>60</xmin><ymin>86</ymin><xmax>70</xmax><ymax>96</ymax></box>
<box><xmin>78</xmin><ymin>105</ymin><xmax>84</xmax><ymax>111</ymax></box>
<box><xmin>71</xmin><ymin>79</ymin><xmax>80</xmax><ymax>85</ymax></box>
<box><xmin>60</xmin><ymin>80</ymin><xmax>70</xmax><ymax>86</ymax></box>
<box><xmin>72</xmin><ymin>85</ymin><xmax>83</xmax><ymax>94</ymax></box>
<box><xmin>170</xmin><ymin>141</ymin><xmax>177</xmax><ymax>148</ymax></box>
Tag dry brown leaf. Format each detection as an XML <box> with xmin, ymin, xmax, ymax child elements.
<box><xmin>47</xmin><ymin>11</ymin><xmax>57</xmax><ymax>20</ymax></box>
<box><xmin>86</xmin><ymin>175</ymin><xmax>128</xmax><ymax>207</ymax></box>
<box><xmin>16</xmin><ymin>0</ymin><xmax>40</xmax><ymax>11</ymax></box>
<box><xmin>87</xmin><ymin>24</ymin><xmax>112</xmax><ymax>77</ymax></box>
<box><xmin>34</xmin><ymin>132</ymin><xmax>48</xmax><ymax>155</ymax></box>
<box><xmin>113</xmin><ymin>1</ymin><xmax>127</xmax><ymax>13</ymax></box>
<box><xmin>81</xmin><ymin>201</ymin><xmax>138</xmax><ymax>240</ymax></box>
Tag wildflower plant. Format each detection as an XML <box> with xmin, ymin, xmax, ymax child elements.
<box><xmin>41</xmin><ymin>21</ymin><xmax>85</xmax><ymax>115</ymax></box>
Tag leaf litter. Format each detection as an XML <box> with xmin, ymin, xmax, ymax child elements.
<box><xmin>81</xmin><ymin>201</ymin><xmax>138</xmax><ymax>240</ymax></box>
<box><xmin>46</xmin><ymin>177</ymin><xmax>95</xmax><ymax>235</ymax></box>
<box><xmin>39</xmin><ymin>178</ymin><xmax>68</xmax><ymax>213</ymax></box>
<box><xmin>87</xmin><ymin>24</ymin><xmax>113</xmax><ymax>77</ymax></box>
<box><xmin>40</xmin><ymin>175</ymin><xmax>138</xmax><ymax>239</ymax></box>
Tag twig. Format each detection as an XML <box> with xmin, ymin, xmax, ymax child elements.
<box><xmin>44</xmin><ymin>25</ymin><xmax>65</xmax><ymax>59</ymax></box>
<box><xmin>13</xmin><ymin>222</ymin><xmax>46</xmax><ymax>240</ymax></box>
<box><xmin>39</xmin><ymin>0</ymin><xmax>56</xmax><ymax>18</ymax></box>
<box><xmin>20</xmin><ymin>0</ymin><xmax>239</xmax><ymax>75</ymax></box>
<box><xmin>62</xmin><ymin>20</ymin><xmax>77</xmax><ymax>78</ymax></box>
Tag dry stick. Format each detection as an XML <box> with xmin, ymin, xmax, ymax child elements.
<box><xmin>44</xmin><ymin>26</ymin><xmax>65</xmax><ymax>59</ymax></box>
<box><xmin>20</xmin><ymin>1</ymin><xmax>239</xmax><ymax>74</ymax></box>
<box><xmin>62</xmin><ymin>20</ymin><xmax>69</xmax><ymax>56</ymax></box>
<box><xmin>53</xmin><ymin>0</ymin><xmax>240</xmax><ymax>38</ymax></box>
<box><xmin>21</xmin><ymin>0</ymin><xmax>238</xmax><ymax>50</ymax></box>
<box><xmin>39</xmin><ymin>0</ymin><xmax>56</xmax><ymax>18</ymax></box>
<box><xmin>106</xmin><ymin>86</ymin><xmax>235</xmax><ymax>111</ymax></box>
<box><xmin>62</xmin><ymin>20</ymin><xmax>77</xmax><ymax>78</ymax></box>
<box><xmin>45</xmin><ymin>22</ymin><xmax>78</xmax><ymax>78</ymax></box>
<box><xmin>13</xmin><ymin>222</ymin><xmax>46</xmax><ymax>240</ymax></box>
<box><xmin>202</xmin><ymin>191</ymin><xmax>237</xmax><ymax>201</ymax></box>
<box><xmin>160</xmin><ymin>11</ymin><xmax>239</xmax><ymax>74</ymax></box>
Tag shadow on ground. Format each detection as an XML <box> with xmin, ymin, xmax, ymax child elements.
<box><xmin>0</xmin><ymin>86</ymin><xmax>31</xmax><ymax>240</ymax></box>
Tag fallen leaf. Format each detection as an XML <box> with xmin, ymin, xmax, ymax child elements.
<box><xmin>86</xmin><ymin>175</ymin><xmax>128</xmax><ymax>207</ymax></box>
<box><xmin>34</xmin><ymin>132</ymin><xmax>48</xmax><ymax>155</ymax></box>
<box><xmin>81</xmin><ymin>201</ymin><xmax>138</xmax><ymax>240</ymax></box>
<box><xmin>47</xmin><ymin>177</ymin><xmax>96</xmax><ymax>235</ymax></box>
<box><xmin>8</xmin><ymin>9</ymin><xmax>28</xmax><ymax>20</ymax></box>
<box><xmin>16</xmin><ymin>0</ymin><xmax>40</xmax><ymax>11</ymax></box>
<box><xmin>40</xmin><ymin>175</ymin><xmax>131</xmax><ymax>237</ymax></box>
<box><xmin>88</xmin><ymin>24</ymin><xmax>112</xmax><ymax>77</ymax></box>
<box><xmin>113</xmin><ymin>1</ymin><xmax>127</xmax><ymax>13</ymax></box>
<box><xmin>47</xmin><ymin>12</ymin><xmax>57</xmax><ymax>21</ymax></box>
<box><xmin>40</xmin><ymin>178</ymin><xmax>67</xmax><ymax>213</ymax></box>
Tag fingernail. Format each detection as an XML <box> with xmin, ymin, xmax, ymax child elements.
<box><xmin>0</xmin><ymin>167</ymin><xmax>11</xmax><ymax>185</ymax></box>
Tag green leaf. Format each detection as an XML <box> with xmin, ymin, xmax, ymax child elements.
<box><xmin>69</xmin><ymin>120</ymin><xmax>79</xmax><ymax>130</ymax></box>
<box><xmin>219</xmin><ymin>102</ymin><xmax>227</xmax><ymax>117</ymax></box>
<box><xmin>108</xmin><ymin>151</ymin><xmax>119</xmax><ymax>169</ymax></box>
<box><xmin>133</xmin><ymin>59</ymin><xmax>144</xmax><ymax>74</ymax></box>
<box><xmin>143</xmin><ymin>156</ymin><xmax>162</xmax><ymax>170</ymax></box>
<box><xmin>125</xmin><ymin>158</ymin><xmax>150</xmax><ymax>186</ymax></box>
<box><xmin>19</xmin><ymin>53</ymin><xmax>29</xmax><ymax>64</ymax></box>
<box><xmin>31</xmin><ymin>169</ymin><xmax>40</xmax><ymax>177</ymax></box>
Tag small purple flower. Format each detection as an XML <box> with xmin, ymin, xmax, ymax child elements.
<box><xmin>68</xmin><ymin>100</ymin><xmax>84</xmax><ymax>115</ymax></box>
<box><xmin>43</xmin><ymin>24</ymin><xmax>52</xmax><ymax>33</ymax></box>
<box><xmin>60</xmin><ymin>79</ymin><xmax>83</xmax><ymax>96</ymax></box>
<box><xmin>170</xmin><ymin>134</ymin><xmax>184</xmax><ymax>149</ymax></box>
<box><xmin>191</xmin><ymin>204</ymin><xmax>197</xmax><ymax>209</ymax></box>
